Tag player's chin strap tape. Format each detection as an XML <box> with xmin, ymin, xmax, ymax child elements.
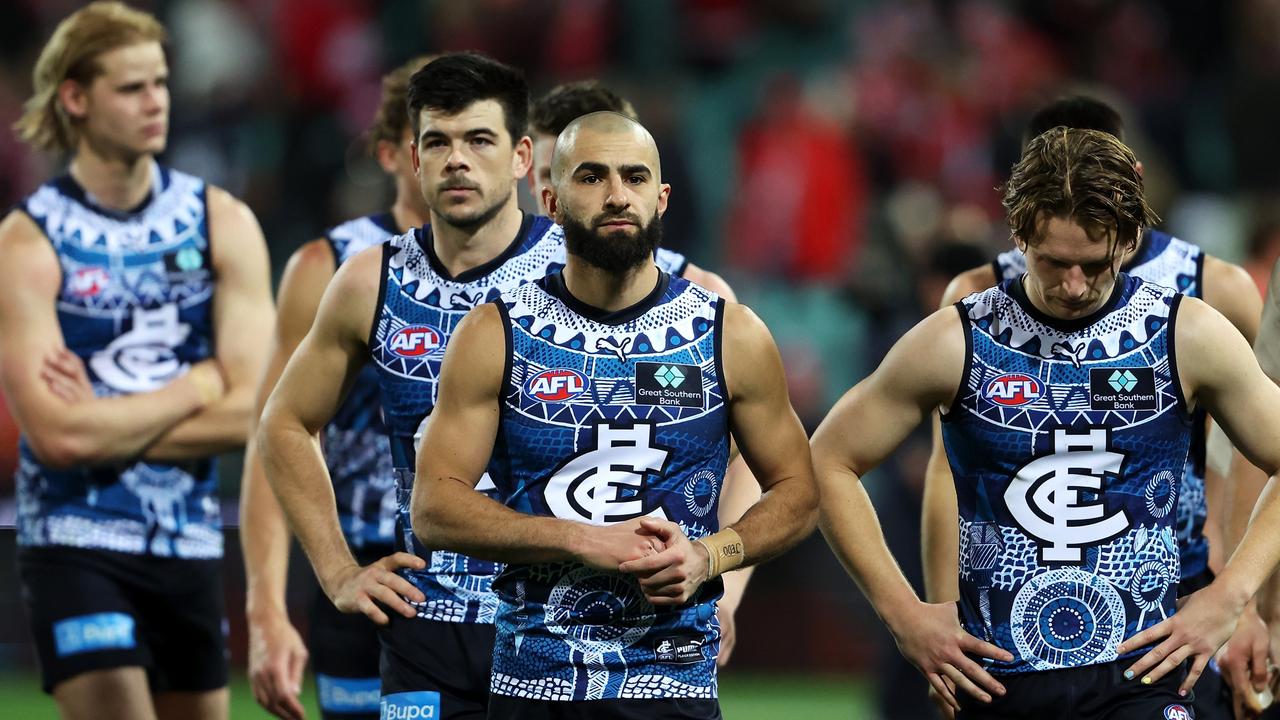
<box><xmin>695</xmin><ymin>528</ymin><xmax>745</xmax><ymax>579</ymax></box>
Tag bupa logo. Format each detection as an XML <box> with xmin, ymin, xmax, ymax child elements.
<box><xmin>69</xmin><ymin>267</ymin><xmax>110</xmax><ymax>298</ymax></box>
<box><xmin>1163</xmin><ymin>704</ymin><xmax>1191</xmax><ymax>720</ymax></box>
<box><xmin>387</xmin><ymin>325</ymin><xmax>443</xmax><ymax>358</ymax></box>
<box><xmin>525</xmin><ymin>368</ymin><xmax>589</xmax><ymax>402</ymax></box>
<box><xmin>983</xmin><ymin>373</ymin><xmax>1044</xmax><ymax>407</ymax></box>
<box><xmin>1005</xmin><ymin>428</ymin><xmax>1131</xmax><ymax>563</ymax></box>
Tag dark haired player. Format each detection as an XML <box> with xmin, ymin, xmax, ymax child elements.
<box><xmin>259</xmin><ymin>53</ymin><xmax>723</xmax><ymax>719</ymax></box>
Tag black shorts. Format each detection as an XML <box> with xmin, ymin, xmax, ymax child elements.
<box><xmin>1189</xmin><ymin>662</ymin><xmax>1230</xmax><ymax>720</ymax></box>
<box><xmin>310</xmin><ymin>578</ymin><xmax>382</xmax><ymax>719</ymax></box>
<box><xmin>17</xmin><ymin>545</ymin><xmax>227</xmax><ymax>694</ymax></box>
<box><xmin>378</xmin><ymin>613</ymin><xmax>495</xmax><ymax>720</ymax></box>
<box><xmin>956</xmin><ymin>659</ymin><xmax>1193</xmax><ymax>720</ymax></box>
<box><xmin>1179</xmin><ymin>568</ymin><xmax>1215</xmax><ymax>599</ymax></box>
<box><xmin>487</xmin><ymin>696</ymin><xmax>722</xmax><ymax>720</ymax></box>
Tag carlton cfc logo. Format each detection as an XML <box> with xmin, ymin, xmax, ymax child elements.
<box><xmin>387</xmin><ymin>325</ymin><xmax>444</xmax><ymax>357</ymax></box>
<box><xmin>983</xmin><ymin>373</ymin><xmax>1045</xmax><ymax>407</ymax></box>
<box><xmin>525</xmin><ymin>368</ymin><xmax>589</xmax><ymax>402</ymax></box>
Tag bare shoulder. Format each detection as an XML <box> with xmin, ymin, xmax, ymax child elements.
<box><xmin>438</xmin><ymin>302</ymin><xmax>507</xmax><ymax>395</ymax></box>
<box><xmin>0</xmin><ymin>210</ymin><xmax>59</xmax><ymax>286</ymax></box>
<box><xmin>683</xmin><ymin>262</ymin><xmax>737</xmax><ymax>302</ymax></box>
<box><xmin>940</xmin><ymin>263</ymin><xmax>998</xmax><ymax>308</ymax></box>
<box><xmin>284</xmin><ymin>238</ymin><xmax>337</xmax><ymax>281</ymax></box>
<box><xmin>206</xmin><ymin>184</ymin><xmax>261</xmax><ymax>231</ymax></box>
<box><xmin>1201</xmin><ymin>254</ymin><xmax>1261</xmax><ymax>341</ymax></box>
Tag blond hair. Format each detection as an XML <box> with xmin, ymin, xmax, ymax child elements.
<box><xmin>14</xmin><ymin>1</ymin><xmax>166</xmax><ymax>155</ymax></box>
<box><xmin>366</xmin><ymin>55</ymin><xmax>437</xmax><ymax>155</ymax></box>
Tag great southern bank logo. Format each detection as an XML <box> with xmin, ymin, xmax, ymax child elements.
<box><xmin>982</xmin><ymin>373</ymin><xmax>1044</xmax><ymax>407</ymax></box>
<box><xmin>653</xmin><ymin>364</ymin><xmax>686</xmax><ymax>388</ymax></box>
<box><xmin>525</xmin><ymin>368</ymin><xmax>589</xmax><ymax>402</ymax></box>
<box><xmin>1005</xmin><ymin>427</ymin><xmax>1131</xmax><ymax>563</ymax></box>
<box><xmin>387</xmin><ymin>324</ymin><xmax>444</xmax><ymax>358</ymax></box>
<box><xmin>1108</xmin><ymin>369</ymin><xmax>1139</xmax><ymax>392</ymax></box>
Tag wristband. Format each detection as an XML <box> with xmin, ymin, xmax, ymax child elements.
<box><xmin>694</xmin><ymin>528</ymin><xmax>745</xmax><ymax>579</ymax></box>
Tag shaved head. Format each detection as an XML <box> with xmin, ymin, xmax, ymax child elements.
<box><xmin>550</xmin><ymin>111</ymin><xmax>662</xmax><ymax>187</ymax></box>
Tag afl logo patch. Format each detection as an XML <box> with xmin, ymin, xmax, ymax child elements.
<box><xmin>386</xmin><ymin>325</ymin><xmax>444</xmax><ymax>357</ymax></box>
<box><xmin>525</xmin><ymin>368</ymin><xmax>589</xmax><ymax>402</ymax></box>
<box><xmin>1163</xmin><ymin>704</ymin><xmax>1191</xmax><ymax>720</ymax></box>
<box><xmin>69</xmin><ymin>267</ymin><xmax>110</xmax><ymax>298</ymax></box>
<box><xmin>983</xmin><ymin>373</ymin><xmax>1044</xmax><ymax>407</ymax></box>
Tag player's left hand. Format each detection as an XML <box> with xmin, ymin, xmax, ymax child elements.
<box><xmin>1218</xmin><ymin>601</ymin><xmax>1270</xmax><ymax>719</ymax></box>
<box><xmin>40</xmin><ymin>347</ymin><xmax>94</xmax><ymax>403</ymax></box>
<box><xmin>618</xmin><ymin>517</ymin><xmax>709</xmax><ymax>605</ymax></box>
<box><xmin>1118</xmin><ymin>584</ymin><xmax>1244</xmax><ymax>695</ymax></box>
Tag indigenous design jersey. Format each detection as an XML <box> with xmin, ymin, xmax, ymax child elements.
<box><xmin>371</xmin><ymin>212</ymin><xmax>689</xmax><ymax>624</ymax></box>
<box><xmin>942</xmin><ymin>274</ymin><xmax>1193</xmax><ymax>674</ymax></box>
<box><xmin>323</xmin><ymin>212</ymin><xmax>397</xmax><ymax>549</ymax></box>
<box><xmin>993</xmin><ymin>229</ymin><xmax>1211</xmax><ymax>582</ymax></box>
<box><xmin>487</xmin><ymin>271</ymin><xmax>729</xmax><ymax>702</ymax></box>
<box><xmin>15</xmin><ymin>163</ymin><xmax>220</xmax><ymax>558</ymax></box>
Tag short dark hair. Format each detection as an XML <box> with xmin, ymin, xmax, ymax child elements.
<box><xmin>530</xmin><ymin>80</ymin><xmax>637</xmax><ymax>137</ymax></box>
<box><xmin>405</xmin><ymin>52</ymin><xmax>529</xmax><ymax>143</ymax></box>
<box><xmin>1022</xmin><ymin>95</ymin><xmax>1125</xmax><ymax>148</ymax></box>
<box><xmin>366</xmin><ymin>55</ymin><xmax>435</xmax><ymax>154</ymax></box>
<box><xmin>1004</xmin><ymin>128</ymin><xmax>1158</xmax><ymax>250</ymax></box>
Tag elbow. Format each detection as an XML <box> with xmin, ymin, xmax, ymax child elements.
<box><xmin>410</xmin><ymin>484</ymin><xmax>447</xmax><ymax>550</ymax></box>
<box><xmin>27</xmin><ymin>430</ymin><xmax>105</xmax><ymax>469</ymax></box>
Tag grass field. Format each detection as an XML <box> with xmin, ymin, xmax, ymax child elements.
<box><xmin>0</xmin><ymin>672</ymin><xmax>870</xmax><ymax>719</ymax></box>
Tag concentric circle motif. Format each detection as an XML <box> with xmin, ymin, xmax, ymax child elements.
<box><xmin>1144</xmin><ymin>471</ymin><xmax>1177</xmax><ymax>519</ymax></box>
<box><xmin>1010</xmin><ymin>568</ymin><xmax>1125</xmax><ymax>669</ymax></box>
<box><xmin>684</xmin><ymin>470</ymin><xmax>719</xmax><ymax>518</ymax></box>
<box><xmin>1128</xmin><ymin>560</ymin><xmax>1171</xmax><ymax>613</ymax></box>
<box><xmin>544</xmin><ymin>567</ymin><xmax>654</xmax><ymax>654</ymax></box>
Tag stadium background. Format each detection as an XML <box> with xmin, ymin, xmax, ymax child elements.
<box><xmin>2</xmin><ymin>0</ymin><xmax>1279</xmax><ymax>717</ymax></box>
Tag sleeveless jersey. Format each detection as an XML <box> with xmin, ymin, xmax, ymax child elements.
<box><xmin>322</xmin><ymin>212</ymin><xmax>398</xmax><ymax>550</ymax></box>
<box><xmin>942</xmin><ymin>274</ymin><xmax>1193</xmax><ymax>674</ymax></box>
<box><xmin>487</xmin><ymin>270</ymin><xmax>729</xmax><ymax>702</ymax></box>
<box><xmin>371</xmin><ymin>212</ymin><xmax>689</xmax><ymax>625</ymax></box>
<box><xmin>15</xmin><ymin>163</ymin><xmax>221</xmax><ymax>558</ymax></box>
<box><xmin>993</xmin><ymin>229</ymin><xmax>1211</xmax><ymax>582</ymax></box>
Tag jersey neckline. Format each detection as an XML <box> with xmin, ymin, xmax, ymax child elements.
<box><xmin>541</xmin><ymin>269</ymin><xmax>672</xmax><ymax>326</ymax></box>
<box><xmin>1007</xmin><ymin>272</ymin><xmax>1131</xmax><ymax>334</ymax></box>
<box><xmin>418</xmin><ymin>211</ymin><xmax>535</xmax><ymax>284</ymax></box>
<box><xmin>51</xmin><ymin>161</ymin><xmax>167</xmax><ymax>219</ymax></box>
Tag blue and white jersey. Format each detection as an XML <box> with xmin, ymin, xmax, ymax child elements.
<box><xmin>370</xmin><ymin>211</ymin><xmax>689</xmax><ymax>625</ymax></box>
<box><xmin>942</xmin><ymin>273</ymin><xmax>1193</xmax><ymax>674</ymax></box>
<box><xmin>487</xmin><ymin>270</ymin><xmax>729</xmax><ymax>702</ymax></box>
<box><xmin>323</xmin><ymin>212</ymin><xmax>397</xmax><ymax>550</ymax></box>
<box><xmin>14</xmin><ymin>163</ymin><xmax>221</xmax><ymax>558</ymax></box>
<box><xmin>993</xmin><ymin>229</ymin><xmax>1210</xmax><ymax>582</ymax></box>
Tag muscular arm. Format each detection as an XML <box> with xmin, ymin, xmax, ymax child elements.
<box><xmin>241</xmin><ymin>241</ymin><xmax>334</xmax><ymax>622</ymax></box>
<box><xmin>144</xmin><ymin>187</ymin><xmax>274</xmax><ymax>460</ymax></box>
<box><xmin>922</xmin><ymin>264</ymin><xmax>996</xmax><ymax>603</ymax></box>
<box><xmin>258</xmin><ymin>247</ymin><xmax>381</xmax><ymax>595</ymax></box>
<box><xmin>812</xmin><ymin>306</ymin><xmax>1010</xmax><ymax>704</ymax></box>
<box><xmin>714</xmin><ymin>303</ymin><xmax>819</xmax><ymax>565</ymax></box>
<box><xmin>0</xmin><ymin>211</ymin><xmax>214</xmax><ymax>468</ymax></box>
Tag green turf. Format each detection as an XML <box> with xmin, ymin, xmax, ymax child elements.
<box><xmin>0</xmin><ymin>671</ymin><xmax>869</xmax><ymax>719</ymax></box>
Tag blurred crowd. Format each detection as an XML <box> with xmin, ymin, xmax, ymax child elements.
<box><xmin>4</xmin><ymin>1</ymin><xmax>1280</xmax><ymax>717</ymax></box>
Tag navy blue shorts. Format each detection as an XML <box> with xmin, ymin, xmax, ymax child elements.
<box><xmin>487</xmin><ymin>696</ymin><xmax>722</xmax><ymax>720</ymax></box>
<box><xmin>17</xmin><ymin>545</ymin><xmax>227</xmax><ymax>694</ymax></box>
<box><xmin>378</xmin><ymin>613</ymin><xmax>495</xmax><ymax>720</ymax></box>
<box><xmin>309</xmin><ymin>577</ymin><xmax>382</xmax><ymax>719</ymax></box>
<box><xmin>956</xmin><ymin>659</ymin><xmax>1193</xmax><ymax>720</ymax></box>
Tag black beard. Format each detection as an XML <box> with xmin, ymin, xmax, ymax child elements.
<box><xmin>561</xmin><ymin>211</ymin><xmax>663</xmax><ymax>274</ymax></box>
